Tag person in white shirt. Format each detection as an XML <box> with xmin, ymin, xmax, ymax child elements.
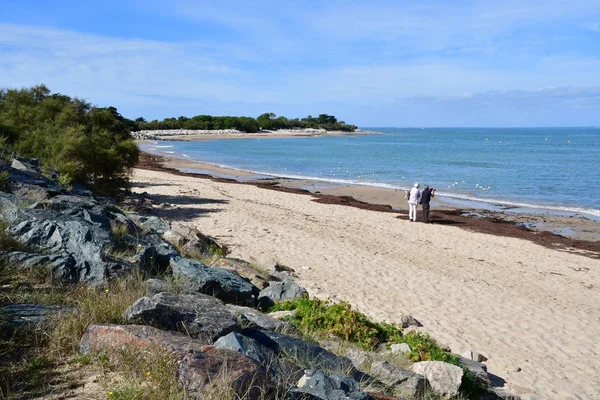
<box><xmin>407</xmin><ymin>182</ymin><xmax>421</xmax><ymax>222</ymax></box>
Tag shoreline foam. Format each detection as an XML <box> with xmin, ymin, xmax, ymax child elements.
<box><xmin>137</xmin><ymin>147</ymin><xmax>600</xmax><ymax>243</ymax></box>
<box><xmin>138</xmin><ymin>140</ymin><xmax>600</xmax><ymax>223</ymax></box>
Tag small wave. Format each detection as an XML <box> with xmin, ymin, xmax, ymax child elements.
<box><xmin>436</xmin><ymin>191</ymin><xmax>600</xmax><ymax>219</ymax></box>
<box><xmin>156</xmin><ymin>145</ymin><xmax>174</xmax><ymax>148</ymax></box>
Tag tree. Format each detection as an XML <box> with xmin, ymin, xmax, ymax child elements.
<box><xmin>0</xmin><ymin>85</ymin><xmax>139</xmax><ymax>195</ymax></box>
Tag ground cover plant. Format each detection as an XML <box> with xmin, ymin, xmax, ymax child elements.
<box><xmin>269</xmin><ymin>296</ymin><xmax>485</xmax><ymax>397</ymax></box>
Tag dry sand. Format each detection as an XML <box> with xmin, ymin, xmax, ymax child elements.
<box><xmin>131</xmin><ymin>166</ymin><xmax>600</xmax><ymax>399</ymax></box>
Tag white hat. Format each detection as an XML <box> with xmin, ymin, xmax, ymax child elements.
<box><xmin>414</xmin><ymin>182</ymin><xmax>420</xmax><ymax>188</ymax></box>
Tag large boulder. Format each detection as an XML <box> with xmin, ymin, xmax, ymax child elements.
<box><xmin>163</xmin><ymin>225</ymin><xmax>226</xmax><ymax>258</ymax></box>
<box><xmin>292</xmin><ymin>369</ymin><xmax>371</xmax><ymax>400</ymax></box>
<box><xmin>4</xmin><ymin>194</ymin><xmax>149</xmax><ymax>283</ymax></box>
<box><xmin>169</xmin><ymin>256</ymin><xmax>259</xmax><ymax>306</ymax></box>
<box><xmin>79</xmin><ymin>324</ymin><xmax>266</xmax><ymax>399</ymax></box>
<box><xmin>241</xmin><ymin>328</ymin><xmax>355</xmax><ymax>375</ymax></box>
<box><xmin>123</xmin><ymin>292</ymin><xmax>240</xmax><ymax>344</ymax></box>
<box><xmin>214</xmin><ymin>332</ymin><xmax>272</xmax><ymax>364</ymax></box>
<box><xmin>412</xmin><ymin>361</ymin><xmax>463</xmax><ymax>398</ymax></box>
<box><xmin>370</xmin><ymin>361</ymin><xmax>426</xmax><ymax>398</ymax></box>
<box><xmin>9</xmin><ymin>214</ymin><xmax>117</xmax><ymax>283</ymax></box>
<box><xmin>213</xmin><ymin>331</ymin><xmax>303</xmax><ymax>386</ymax></box>
<box><xmin>257</xmin><ymin>279</ymin><xmax>308</xmax><ymax>308</ymax></box>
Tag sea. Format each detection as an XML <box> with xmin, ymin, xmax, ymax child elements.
<box><xmin>140</xmin><ymin>127</ymin><xmax>600</xmax><ymax>220</ymax></box>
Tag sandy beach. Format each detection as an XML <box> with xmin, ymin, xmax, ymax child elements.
<box><xmin>131</xmin><ymin>155</ymin><xmax>600</xmax><ymax>399</ymax></box>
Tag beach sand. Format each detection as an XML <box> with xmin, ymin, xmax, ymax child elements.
<box><xmin>131</xmin><ymin>155</ymin><xmax>600</xmax><ymax>399</ymax></box>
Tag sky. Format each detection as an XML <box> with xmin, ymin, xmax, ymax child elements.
<box><xmin>1</xmin><ymin>0</ymin><xmax>599</xmax><ymax>127</ymax></box>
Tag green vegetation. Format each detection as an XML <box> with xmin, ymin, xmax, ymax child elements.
<box><xmin>268</xmin><ymin>296</ymin><xmax>485</xmax><ymax>396</ymax></box>
<box><xmin>269</xmin><ymin>296</ymin><xmax>402</xmax><ymax>350</ymax></box>
<box><xmin>0</xmin><ymin>85</ymin><xmax>139</xmax><ymax>195</ymax></box>
<box><xmin>136</xmin><ymin>112</ymin><xmax>357</xmax><ymax>133</ymax></box>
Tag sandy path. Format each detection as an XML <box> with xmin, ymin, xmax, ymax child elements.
<box><xmin>132</xmin><ymin>168</ymin><xmax>600</xmax><ymax>399</ymax></box>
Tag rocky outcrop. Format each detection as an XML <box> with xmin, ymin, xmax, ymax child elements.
<box><xmin>123</xmin><ymin>292</ymin><xmax>240</xmax><ymax>344</ymax></box>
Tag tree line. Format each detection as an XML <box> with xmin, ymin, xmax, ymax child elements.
<box><xmin>0</xmin><ymin>85</ymin><xmax>139</xmax><ymax>195</ymax></box>
<box><xmin>135</xmin><ymin>112</ymin><xmax>357</xmax><ymax>133</ymax></box>
<box><xmin>0</xmin><ymin>85</ymin><xmax>358</xmax><ymax>194</ymax></box>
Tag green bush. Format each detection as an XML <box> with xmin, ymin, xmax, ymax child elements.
<box><xmin>269</xmin><ymin>296</ymin><xmax>402</xmax><ymax>350</ymax></box>
<box><xmin>0</xmin><ymin>85</ymin><xmax>139</xmax><ymax>195</ymax></box>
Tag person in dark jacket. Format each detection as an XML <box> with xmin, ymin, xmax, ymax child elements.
<box><xmin>420</xmin><ymin>185</ymin><xmax>435</xmax><ymax>223</ymax></box>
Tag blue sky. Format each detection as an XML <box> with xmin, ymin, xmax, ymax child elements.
<box><xmin>1</xmin><ymin>0</ymin><xmax>599</xmax><ymax>127</ymax></box>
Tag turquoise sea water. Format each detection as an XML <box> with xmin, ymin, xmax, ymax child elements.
<box><xmin>140</xmin><ymin>127</ymin><xmax>600</xmax><ymax>219</ymax></box>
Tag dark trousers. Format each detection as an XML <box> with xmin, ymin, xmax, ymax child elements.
<box><xmin>422</xmin><ymin>203</ymin><xmax>430</xmax><ymax>223</ymax></box>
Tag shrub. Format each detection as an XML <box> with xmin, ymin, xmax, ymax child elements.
<box><xmin>270</xmin><ymin>296</ymin><xmax>403</xmax><ymax>350</ymax></box>
<box><xmin>0</xmin><ymin>85</ymin><xmax>139</xmax><ymax>195</ymax></box>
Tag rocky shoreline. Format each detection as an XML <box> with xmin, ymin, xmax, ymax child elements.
<box><xmin>0</xmin><ymin>157</ymin><xmax>520</xmax><ymax>398</ymax></box>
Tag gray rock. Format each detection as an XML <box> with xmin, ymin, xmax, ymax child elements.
<box><xmin>457</xmin><ymin>355</ymin><xmax>490</xmax><ymax>386</ymax></box>
<box><xmin>137</xmin><ymin>215</ymin><xmax>171</xmax><ymax>235</ymax></box>
<box><xmin>0</xmin><ymin>303</ymin><xmax>70</xmax><ymax>328</ymax></box>
<box><xmin>0</xmin><ymin>251</ymin><xmax>78</xmax><ymax>283</ymax></box>
<box><xmin>343</xmin><ymin>347</ymin><xmax>376</xmax><ymax>371</ymax></box>
<box><xmin>241</xmin><ymin>328</ymin><xmax>355</xmax><ymax>374</ymax></box>
<box><xmin>399</xmin><ymin>314</ymin><xmax>422</xmax><ymax>328</ymax></box>
<box><xmin>123</xmin><ymin>292</ymin><xmax>240</xmax><ymax>344</ymax></box>
<box><xmin>226</xmin><ymin>304</ymin><xmax>293</xmax><ymax>332</ymax></box>
<box><xmin>258</xmin><ymin>279</ymin><xmax>308</xmax><ymax>308</ymax></box>
<box><xmin>212</xmin><ymin>258</ymin><xmax>273</xmax><ymax>290</ymax></box>
<box><xmin>390</xmin><ymin>343</ymin><xmax>412</xmax><ymax>355</ymax></box>
<box><xmin>170</xmin><ymin>256</ymin><xmax>259</xmax><ymax>306</ymax></box>
<box><xmin>9</xmin><ymin>216</ymin><xmax>113</xmax><ymax>283</ymax></box>
<box><xmin>293</xmin><ymin>370</ymin><xmax>371</xmax><ymax>400</ymax></box>
<box><xmin>214</xmin><ymin>332</ymin><xmax>271</xmax><ymax>364</ymax></box>
<box><xmin>370</xmin><ymin>361</ymin><xmax>426</xmax><ymax>398</ymax></box>
<box><xmin>163</xmin><ymin>226</ymin><xmax>226</xmax><ymax>257</ymax></box>
<box><xmin>412</xmin><ymin>361</ymin><xmax>463</xmax><ymax>398</ymax></box>
<box><xmin>213</xmin><ymin>330</ymin><xmax>304</xmax><ymax>388</ymax></box>
<box><xmin>11</xmin><ymin>158</ymin><xmax>40</xmax><ymax>177</ymax></box>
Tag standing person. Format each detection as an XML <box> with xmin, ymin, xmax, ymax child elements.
<box><xmin>407</xmin><ymin>182</ymin><xmax>421</xmax><ymax>222</ymax></box>
<box><xmin>420</xmin><ymin>185</ymin><xmax>435</xmax><ymax>223</ymax></box>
